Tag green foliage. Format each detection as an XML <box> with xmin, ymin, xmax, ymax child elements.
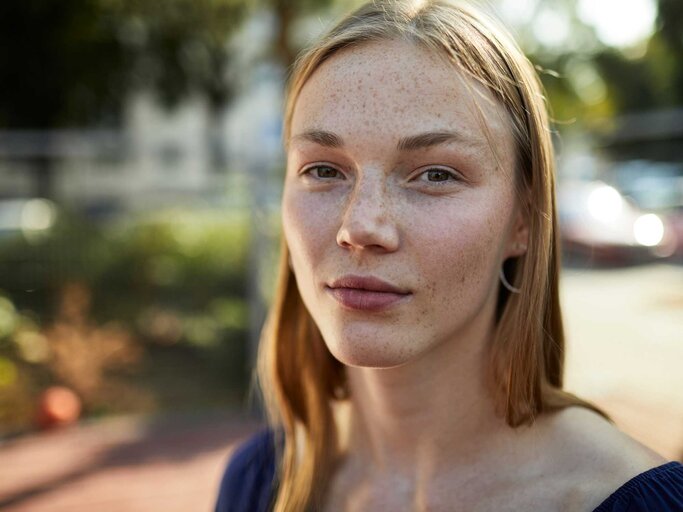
<box><xmin>0</xmin><ymin>208</ymin><xmax>249</xmax><ymax>322</ymax></box>
<box><xmin>0</xmin><ymin>0</ymin><xmax>125</xmax><ymax>127</ymax></box>
<box><xmin>102</xmin><ymin>209</ymin><xmax>250</xmax><ymax>316</ymax></box>
<box><xmin>0</xmin><ymin>296</ymin><xmax>18</xmax><ymax>341</ymax></box>
<box><xmin>514</xmin><ymin>0</ymin><xmax>683</xmax><ymax>127</ymax></box>
<box><xmin>0</xmin><ymin>208</ymin><xmax>252</xmax><ymax>433</ymax></box>
<box><xmin>106</xmin><ymin>0</ymin><xmax>253</xmax><ymax>108</ymax></box>
<box><xmin>654</xmin><ymin>0</ymin><xmax>683</xmax><ymax>105</ymax></box>
<box><xmin>0</xmin><ymin>0</ymin><xmax>252</xmax><ymax>129</ymax></box>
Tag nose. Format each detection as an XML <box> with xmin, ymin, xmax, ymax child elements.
<box><xmin>336</xmin><ymin>175</ymin><xmax>399</xmax><ymax>253</ymax></box>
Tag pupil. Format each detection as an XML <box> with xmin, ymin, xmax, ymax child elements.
<box><xmin>318</xmin><ymin>167</ymin><xmax>337</xmax><ymax>178</ymax></box>
<box><xmin>428</xmin><ymin>170</ymin><xmax>448</xmax><ymax>181</ymax></box>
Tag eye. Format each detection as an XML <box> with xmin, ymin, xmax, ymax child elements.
<box><xmin>417</xmin><ymin>167</ymin><xmax>460</xmax><ymax>183</ymax></box>
<box><xmin>302</xmin><ymin>164</ymin><xmax>344</xmax><ymax>180</ymax></box>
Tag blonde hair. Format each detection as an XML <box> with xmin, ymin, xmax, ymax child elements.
<box><xmin>257</xmin><ymin>1</ymin><xmax>607</xmax><ymax>510</ymax></box>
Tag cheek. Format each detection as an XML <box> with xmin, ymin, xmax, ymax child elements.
<box><xmin>282</xmin><ymin>189</ymin><xmax>308</xmax><ymax>267</ymax></box>
<box><xmin>407</xmin><ymin>199</ymin><xmax>508</xmax><ymax>299</ymax></box>
<box><xmin>282</xmin><ymin>186</ymin><xmax>337</xmax><ymax>272</ymax></box>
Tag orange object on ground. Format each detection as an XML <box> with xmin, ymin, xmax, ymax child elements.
<box><xmin>37</xmin><ymin>386</ymin><xmax>82</xmax><ymax>429</ymax></box>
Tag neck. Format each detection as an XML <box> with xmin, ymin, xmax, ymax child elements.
<box><xmin>340</xmin><ymin>326</ymin><xmax>510</xmax><ymax>476</ymax></box>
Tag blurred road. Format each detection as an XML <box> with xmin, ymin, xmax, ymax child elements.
<box><xmin>563</xmin><ymin>263</ymin><xmax>683</xmax><ymax>461</ymax></box>
<box><xmin>0</xmin><ymin>263</ymin><xmax>681</xmax><ymax>511</ymax></box>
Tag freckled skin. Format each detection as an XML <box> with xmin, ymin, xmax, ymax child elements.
<box><xmin>282</xmin><ymin>38</ymin><xmax>527</xmax><ymax>369</ymax></box>
<box><xmin>277</xmin><ymin>38</ymin><xmax>667</xmax><ymax>512</ymax></box>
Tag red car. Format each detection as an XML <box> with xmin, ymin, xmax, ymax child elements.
<box><xmin>557</xmin><ymin>180</ymin><xmax>675</xmax><ymax>264</ymax></box>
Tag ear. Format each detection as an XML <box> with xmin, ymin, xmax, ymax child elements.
<box><xmin>506</xmin><ymin>205</ymin><xmax>529</xmax><ymax>258</ymax></box>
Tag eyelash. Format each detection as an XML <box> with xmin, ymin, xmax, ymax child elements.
<box><xmin>301</xmin><ymin>165</ymin><xmax>461</xmax><ymax>184</ymax></box>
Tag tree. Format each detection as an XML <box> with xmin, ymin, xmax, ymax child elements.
<box><xmin>267</xmin><ymin>0</ymin><xmax>347</xmax><ymax>70</ymax></box>
<box><xmin>0</xmin><ymin>0</ymin><xmax>251</xmax><ymax>199</ymax></box>
<box><xmin>514</xmin><ymin>0</ymin><xmax>683</xmax><ymax>128</ymax></box>
<box><xmin>657</xmin><ymin>0</ymin><xmax>683</xmax><ymax>104</ymax></box>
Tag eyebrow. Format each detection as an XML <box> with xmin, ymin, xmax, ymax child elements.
<box><xmin>291</xmin><ymin>130</ymin><xmax>473</xmax><ymax>150</ymax></box>
<box><xmin>292</xmin><ymin>130</ymin><xmax>344</xmax><ymax>148</ymax></box>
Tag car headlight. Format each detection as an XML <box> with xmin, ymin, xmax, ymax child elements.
<box><xmin>588</xmin><ymin>185</ymin><xmax>623</xmax><ymax>224</ymax></box>
<box><xmin>633</xmin><ymin>213</ymin><xmax>664</xmax><ymax>247</ymax></box>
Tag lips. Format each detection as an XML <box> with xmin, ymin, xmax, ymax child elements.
<box><xmin>327</xmin><ymin>275</ymin><xmax>410</xmax><ymax>294</ymax></box>
<box><xmin>326</xmin><ymin>275</ymin><xmax>411</xmax><ymax>311</ymax></box>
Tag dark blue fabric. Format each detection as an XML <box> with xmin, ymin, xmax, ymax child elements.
<box><xmin>215</xmin><ymin>430</ymin><xmax>683</xmax><ymax>512</ymax></box>
<box><xmin>593</xmin><ymin>461</ymin><xmax>683</xmax><ymax>511</ymax></box>
<box><xmin>214</xmin><ymin>429</ymin><xmax>278</xmax><ymax>512</ymax></box>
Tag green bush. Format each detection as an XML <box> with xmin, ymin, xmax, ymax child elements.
<box><xmin>0</xmin><ymin>206</ymin><xmax>254</xmax><ymax>434</ymax></box>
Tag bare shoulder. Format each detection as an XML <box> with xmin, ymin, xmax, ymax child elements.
<box><xmin>545</xmin><ymin>406</ymin><xmax>667</xmax><ymax>469</ymax></box>
<box><xmin>537</xmin><ymin>406</ymin><xmax>669</xmax><ymax>510</ymax></box>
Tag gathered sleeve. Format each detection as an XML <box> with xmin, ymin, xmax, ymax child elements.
<box><xmin>214</xmin><ymin>429</ymin><xmax>278</xmax><ymax>512</ymax></box>
<box><xmin>593</xmin><ymin>461</ymin><xmax>683</xmax><ymax>511</ymax></box>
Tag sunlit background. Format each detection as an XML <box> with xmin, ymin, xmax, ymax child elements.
<box><xmin>0</xmin><ymin>0</ymin><xmax>682</xmax><ymax>510</ymax></box>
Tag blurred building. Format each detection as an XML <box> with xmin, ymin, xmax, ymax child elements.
<box><xmin>597</xmin><ymin>107</ymin><xmax>683</xmax><ymax>163</ymax></box>
<box><xmin>0</xmin><ymin>11</ymin><xmax>284</xmax><ymax>219</ymax></box>
<box><xmin>0</xmin><ymin>94</ymin><xmax>238</xmax><ymax>216</ymax></box>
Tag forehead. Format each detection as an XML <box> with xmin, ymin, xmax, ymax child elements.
<box><xmin>290</xmin><ymin>38</ymin><xmax>514</xmax><ymax>155</ymax></box>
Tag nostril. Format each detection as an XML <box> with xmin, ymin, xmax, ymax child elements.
<box><xmin>336</xmin><ymin>221</ymin><xmax>399</xmax><ymax>252</ymax></box>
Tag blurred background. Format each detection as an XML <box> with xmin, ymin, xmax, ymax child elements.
<box><xmin>0</xmin><ymin>0</ymin><xmax>681</xmax><ymax>510</ymax></box>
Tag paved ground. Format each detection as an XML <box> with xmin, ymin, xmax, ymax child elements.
<box><xmin>1</xmin><ymin>263</ymin><xmax>682</xmax><ymax>511</ymax></box>
<box><xmin>0</xmin><ymin>411</ymin><xmax>261</xmax><ymax>512</ymax></box>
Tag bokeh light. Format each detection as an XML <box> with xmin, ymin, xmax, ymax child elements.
<box><xmin>577</xmin><ymin>0</ymin><xmax>657</xmax><ymax>47</ymax></box>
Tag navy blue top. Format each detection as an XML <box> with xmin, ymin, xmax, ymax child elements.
<box><xmin>215</xmin><ymin>430</ymin><xmax>683</xmax><ymax>511</ymax></box>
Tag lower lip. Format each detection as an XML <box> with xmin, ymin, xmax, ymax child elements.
<box><xmin>325</xmin><ymin>287</ymin><xmax>411</xmax><ymax>312</ymax></box>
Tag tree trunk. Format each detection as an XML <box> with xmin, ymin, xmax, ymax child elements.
<box><xmin>273</xmin><ymin>0</ymin><xmax>297</xmax><ymax>70</ymax></box>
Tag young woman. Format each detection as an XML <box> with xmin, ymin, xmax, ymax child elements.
<box><xmin>216</xmin><ymin>1</ymin><xmax>683</xmax><ymax>510</ymax></box>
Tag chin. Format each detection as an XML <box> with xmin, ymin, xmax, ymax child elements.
<box><xmin>322</xmin><ymin>332</ymin><xmax>415</xmax><ymax>369</ymax></box>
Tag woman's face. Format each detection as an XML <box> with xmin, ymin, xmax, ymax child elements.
<box><xmin>282</xmin><ymin>38</ymin><xmax>527</xmax><ymax>368</ymax></box>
